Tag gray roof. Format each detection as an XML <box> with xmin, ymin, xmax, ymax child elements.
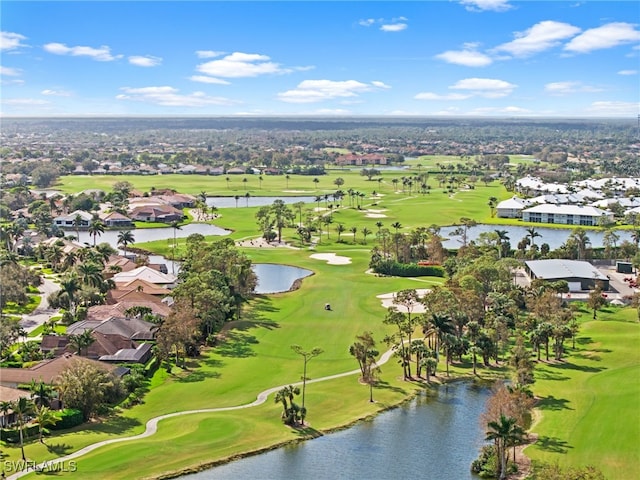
<box><xmin>99</xmin><ymin>343</ymin><xmax>152</xmax><ymax>363</ymax></box>
<box><xmin>525</xmin><ymin>259</ymin><xmax>608</xmax><ymax>281</ymax></box>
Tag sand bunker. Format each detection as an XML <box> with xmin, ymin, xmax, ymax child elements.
<box><xmin>366</xmin><ymin>213</ymin><xmax>387</xmax><ymax>218</ymax></box>
<box><xmin>377</xmin><ymin>288</ymin><xmax>430</xmax><ymax>312</ymax></box>
<box><xmin>309</xmin><ymin>253</ymin><xmax>352</xmax><ymax>265</ymax></box>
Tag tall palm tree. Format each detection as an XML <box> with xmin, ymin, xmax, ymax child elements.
<box><xmin>117</xmin><ymin>230</ymin><xmax>135</xmax><ymax>258</ymax></box>
<box><xmin>88</xmin><ymin>218</ymin><xmax>105</xmax><ymax>247</ymax></box>
<box><xmin>13</xmin><ymin>397</ymin><xmax>34</xmax><ymax>460</ymax></box>
<box><xmin>485</xmin><ymin>414</ymin><xmax>524</xmax><ymax>480</ymax></box>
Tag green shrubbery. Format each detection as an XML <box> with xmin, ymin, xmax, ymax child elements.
<box><xmin>50</xmin><ymin>408</ymin><xmax>84</xmax><ymax>430</ymax></box>
<box><xmin>371</xmin><ymin>259</ymin><xmax>445</xmax><ymax>277</ymax></box>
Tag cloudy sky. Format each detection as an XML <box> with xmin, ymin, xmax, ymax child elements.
<box><xmin>1</xmin><ymin>0</ymin><xmax>639</xmax><ymax>117</ymax></box>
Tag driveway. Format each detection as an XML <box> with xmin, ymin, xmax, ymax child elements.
<box><xmin>19</xmin><ymin>277</ymin><xmax>60</xmax><ymax>333</ymax></box>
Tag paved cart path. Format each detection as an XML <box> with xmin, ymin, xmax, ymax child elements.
<box><xmin>7</xmin><ymin>347</ymin><xmax>398</xmax><ymax>479</ymax></box>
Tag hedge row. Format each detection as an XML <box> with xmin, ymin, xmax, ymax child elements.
<box><xmin>50</xmin><ymin>409</ymin><xmax>83</xmax><ymax>430</ymax></box>
<box><xmin>372</xmin><ymin>260</ymin><xmax>445</xmax><ymax>278</ymax></box>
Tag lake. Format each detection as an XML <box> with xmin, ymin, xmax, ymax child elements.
<box><xmin>64</xmin><ymin>222</ymin><xmax>229</xmax><ymax>250</ymax></box>
<box><xmin>181</xmin><ymin>382</ymin><xmax>490</xmax><ymax>480</ymax></box>
<box><xmin>252</xmin><ymin>263</ymin><xmax>313</xmax><ymax>294</ymax></box>
<box><xmin>207</xmin><ymin>196</ymin><xmax>317</xmax><ymax>208</ymax></box>
<box><xmin>439</xmin><ymin>224</ymin><xmax>633</xmax><ymax>250</ymax></box>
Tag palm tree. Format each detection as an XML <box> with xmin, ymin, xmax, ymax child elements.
<box><xmin>245</xmin><ymin>192</ymin><xmax>251</xmax><ymax>207</ymax></box>
<box><xmin>423</xmin><ymin>313</ymin><xmax>455</xmax><ymax>363</ymax></box>
<box><xmin>290</xmin><ymin>345</ymin><xmax>323</xmax><ymax>420</ymax></box>
<box><xmin>525</xmin><ymin>227</ymin><xmax>541</xmax><ymax>247</ymax></box>
<box><xmin>225</xmin><ymin>176</ymin><xmax>230</xmax><ymax>189</ymax></box>
<box><xmin>362</xmin><ymin>227</ymin><xmax>372</xmax><ymax>244</ymax></box>
<box><xmin>77</xmin><ymin>262</ymin><xmax>103</xmax><ymax>288</ymax></box>
<box><xmin>117</xmin><ymin>230</ymin><xmax>135</xmax><ymax>258</ymax></box>
<box><xmin>350</xmin><ymin>226</ymin><xmax>357</xmax><ymax>243</ymax></box>
<box><xmin>242</xmin><ymin>177</ymin><xmax>248</xmax><ymax>190</ymax></box>
<box><xmin>68</xmin><ymin>330</ymin><xmax>95</xmax><ymax>356</ymax></box>
<box><xmin>73</xmin><ymin>213</ymin><xmax>84</xmax><ymax>241</ymax></box>
<box><xmin>34</xmin><ymin>404</ymin><xmax>59</xmax><ymax>443</ymax></box>
<box><xmin>13</xmin><ymin>397</ymin><xmax>34</xmax><ymax>460</ymax></box>
<box><xmin>285</xmin><ymin>174</ymin><xmax>290</xmax><ymax>188</ymax></box>
<box><xmin>569</xmin><ymin>228</ymin><xmax>591</xmax><ymax>260</ymax></box>
<box><xmin>313</xmin><ymin>177</ymin><xmax>319</xmax><ymax>190</ymax></box>
<box><xmin>485</xmin><ymin>414</ymin><xmax>524</xmax><ymax>480</ymax></box>
<box><xmin>88</xmin><ymin>218</ymin><xmax>105</xmax><ymax>247</ymax></box>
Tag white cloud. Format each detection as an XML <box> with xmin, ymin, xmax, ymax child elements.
<box><xmin>116</xmin><ymin>86</ymin><xmax>236</xmax><ymax>107</ymax></box>
<box><xmin>435</xmin><ymin>48</ymin><xmax>493</xmax><ymax>67</ymax></box>
<box><xmin>0</xmin><ymin>66</ymin><xmax>22</xmax><ymax>76</ymax></box>
<box><xmin>380</xmin><ymin>23</ymin><xmax>407</xmax><ymax>32</ymax></box>
<box><xmin>196</xmin><ymin>50</ymin><xmax>225</xmax><ymax>59</ymax></box>
<box><xmin>189</xmin><ymin>75</ymin><xmax>231</xmax><ymax>85</ymax></box>
<box><xmin>564</xmin><ymin>22</ymin><xmax>640</xmax><ymax>54</ymax></box>
<box><xmin>41</xmin><ymin>89</ymin><xmax>72</xmax><ymax>97</ymax></box>
<box><xmin>501</xmin><ymin>106</ymin><xmax>531</xmax><ymax>114</ymax></box>
<box><xmin>414</xmin><ymin>92</ymin><xmax>471</xmax><ymax>101</ymax></box>
<box><xmin>450</xmin><ymin>77</ymin><xmax>516</xmax><ymax>97</ymax></box>
<box><xmin>277</xmin><ymin>79</ymin><xmax>389</xmax><ymax>103</ymax></box>
<box><xmin>585</xmin><ymin>101</ymin><xmax>640</xmax><ymax>116</ymax></box>
<box><xmin>460</xmin><ymin>0</ymin><xmax>512</xmax><ymax>12</ymax></box>
<box><xmin>43</xmin><ymin>42</ymin><xmax>122</xmax><ymax>61</ymax></box>
<box><xmin>0</xmin><ymin>32</ymin><xmax>27</xmax><ymax>51</ymax></box>
<box><xmin>544</xmin><ymin>81</ymin><xmax>603</xmax><ymax>95</ymax></box>
<box><xmin>618</xmin><ymin>69</ymin><xmax>637</xmax><ymax>75</ymax></box>
<box><xmin>358</xmin><ymin>17</ymin><xmax>408</xmax><ymax>32</ymax></box>
<box><xmin>197</xmin><ymin>52</ymin><xmax>292</xmax><ymax>78</ymax></box>
<box><xmin>493</xmin><ymin>21</ymin><xmax>581</xmax><ymax>57</ymax></box>
<box><xmin>128</xmin><ymin>56</ymin><xmax>162</xmax><ymax>67</ymax></box>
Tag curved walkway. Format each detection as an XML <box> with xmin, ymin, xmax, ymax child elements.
<box><xmin>8</xmin><ymin>347</ymin><xmax>398</xmax><ymax>479</ymax></box>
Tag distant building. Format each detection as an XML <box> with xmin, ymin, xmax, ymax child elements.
<box><xmin>525</xmin><ymin>259</ymin><xmax>609</xmax><ymax>292</ymax></box>
<box><xmin>496</xmin><ymin>196</ymin><xmax>531</xmax><ymax>218</ymax></box>
<box><xmin>521</xmin><ymin>204</ymin><xmax>613</xmax><ymax>226</ymax></box>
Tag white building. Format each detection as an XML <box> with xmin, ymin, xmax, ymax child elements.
<box><xmin>496</xmin><ymin>196</ymin><xmax>531</xmax><ymax>218</ymax></box>
<box><xmin>521</xmin><ymin>204</ymin><xmax>613</xmax><ymax>226</ymax></box>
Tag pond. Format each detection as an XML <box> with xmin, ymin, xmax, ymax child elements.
<box><xmin>181</xmin><ymin>382</ymin><xmax>490</xmax><ymax>480</ymax></box>
<box><xmin>440</xmin><ymin>224</ymin><xmax>633</xmax><ymax>250</ymax></box>
<box><xmin>252</xmin><ymin>263</ymin><xmax>313</xmax><ymax>294</ymax></box>
<box><xmin>207</xmin><ymin>196</ymin><xmax>317</xmax><ymax>209</ymax></box>
<box><xmin>64</xmin><ymin>222</ymin><xmax>230</xmax><ymax>250</ymax></box>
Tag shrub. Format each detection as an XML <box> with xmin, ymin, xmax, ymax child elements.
<box><xmin>372</xmin><ymin>260</ymin><xmax>445</xmax><ymax>278</ymax></box>
<box><xmin>50</xmin><ymin>408</ymin><xmax>83</xmax><ymax>430</ymax></box>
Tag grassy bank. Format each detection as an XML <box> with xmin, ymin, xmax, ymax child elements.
<box><xmin>525</xmin><ymin>306</ymin><xmax>640</xmax><ymax>479</ymax></box>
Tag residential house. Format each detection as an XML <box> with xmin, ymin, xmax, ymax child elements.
<box><xmin>112</xmin><ymin>265</ymin><xmax>177</xmax><ymax>286</ymax></box>
<box><xmin>53</xmin><ymin>210</ymin><xmax>93</xmax><ymax>228</ymax></box>
<box><xmin>0</xmin><ymin>354</ymin><xmax>117</xmax><ymax>388</ymax></box>
<box><xmin>99</xmin><ymin>211</ymin><xmax>133</xmax><ymax>228</ymax></box>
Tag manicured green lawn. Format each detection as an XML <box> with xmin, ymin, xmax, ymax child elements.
<box><xmin>525</xmin><ymin>306</ymin><xmax>640</xmax><ymax>479</ymax></box>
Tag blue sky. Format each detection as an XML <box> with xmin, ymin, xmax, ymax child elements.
<box><xmin>1</xmin><ymin>0</ymin><xmax>639</xmax><ymax>117</ymax></box>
